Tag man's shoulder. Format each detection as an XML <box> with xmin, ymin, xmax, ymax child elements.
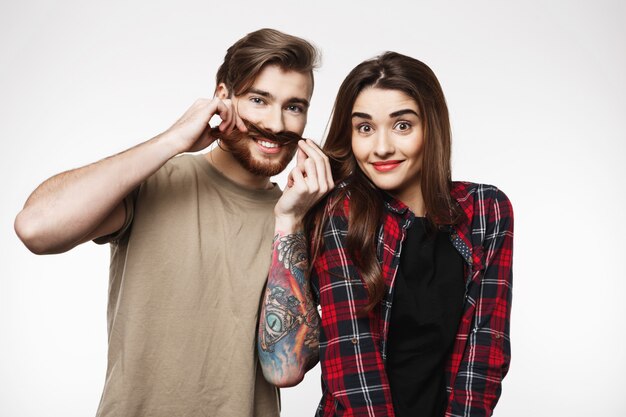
<box><xmin>145</xmin><ymin>154</ymin><xmax>206</xmax><ymax>187</ymax></box>
<box><xmin>159</xmin><ymin>153</ymin><xmax>202</xmax><ymax>176</ymax></box>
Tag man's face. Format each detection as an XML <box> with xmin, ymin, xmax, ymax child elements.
<box><xmin>220</xmin><ymin>64</ymin><xmax>313</xmax><ymax>177</ymax></box>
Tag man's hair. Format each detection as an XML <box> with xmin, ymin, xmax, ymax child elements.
<box><xmin>215</xmin><ymin>28</ymin><xmax>320</xmax><ymax>97</ymax></box>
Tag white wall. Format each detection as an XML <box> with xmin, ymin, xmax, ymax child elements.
<box><xmin>2</xmin><ymin>1</ymin><xmax>624</xmax><ymax>416</ymax></box>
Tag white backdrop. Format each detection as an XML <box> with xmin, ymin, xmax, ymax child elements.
<box><xmin>2</xmin><ymin>1</ymin><xmax>625</xmax><ymax>416</ymax></box>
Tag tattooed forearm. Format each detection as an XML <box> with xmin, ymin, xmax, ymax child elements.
<box><xmin>301</xmin><ymin>283</ymin><xmax>320</xmax><ymax>351</ymax></box>
<box><xmin>260</xmin><ymin>286</ymin><xmax>300</xmax><ymax>352</ymax></box>
<box><xmin>258</xmin><ymin>231</ymin><xmax>320</xmax><ymax>385</ymax></box>
<box><xmin>275</xmin><ymin>232</ymin><xmax>308</xmax><ymax>285</ymax></box>
<box><xmin>261</xmin><ymin>232</ymin><xmax>318</xmax><ymax>353</ymax></box>
<box><xmin>260</xmin><ymin>285</ymin><xmax>319</xmax><ymax>352</ymax></box>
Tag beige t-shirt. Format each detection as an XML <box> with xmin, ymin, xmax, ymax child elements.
<box><xmin>95</xmin><ymin>154</ymin><xmax>281</xmax><ymax>417</ymax></box>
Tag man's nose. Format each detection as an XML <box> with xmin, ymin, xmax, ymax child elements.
<box><xmin>259</xmin><ymin>106</ymin><xmax>285</xmax><ymax>133</ymax></box>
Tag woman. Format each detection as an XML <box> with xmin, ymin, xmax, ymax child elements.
<box><xmin>258</xmin><ymin>52</ymin><xmax>513</xmax><ymax>417</ymax></box>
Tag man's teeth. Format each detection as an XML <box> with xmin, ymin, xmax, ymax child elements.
<box><xmin>258</xmin><ymin>140</ymin><xmax>279</xmax><ymax>148</ymax></box>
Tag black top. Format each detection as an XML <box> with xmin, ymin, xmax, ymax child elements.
<box><xmin>386</xmin><ymin>217</ymin><xmax>465</xmax><ymax>417</ymax></box>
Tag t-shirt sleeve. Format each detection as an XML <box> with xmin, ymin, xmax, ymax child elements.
<box><xmin>93</xmin><ymin>188</ymin><xmax>139</xmax><ymax>245</ymax></box>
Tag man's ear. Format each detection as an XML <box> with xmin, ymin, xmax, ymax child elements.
<box><xmin>215</xmin><ymin>83</ymin><xmax>230</xmax><ymax>100</ymax></box>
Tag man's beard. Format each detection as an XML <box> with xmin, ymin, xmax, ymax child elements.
<box><xmin>224</xmin><ymin>139</ymin><xmax>297</xmax><ymax>177</ymax></box>
<box><xmin>213</xmin><ymin>121</ymin><xmax>302</xmax><ymax>177</ymax></box>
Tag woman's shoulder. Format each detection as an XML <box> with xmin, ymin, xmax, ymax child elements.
<box><xmin>324</xmin><ymin>183</ymin><xmax>352</xmax><ymax>218</ymax></box>
<box><xmin>451</xmin><ymin>181</ymin><xmax>512</xmax><ymax>206</ymax></box>
<box><xmin>451</xmin><ymin>181</ymin><xmax>513</xmax><ymax>226</ymax></box>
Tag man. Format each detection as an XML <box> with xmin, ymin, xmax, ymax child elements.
<box><xmin>14</xmin><ymin>28</ymin><xmax>330</xmax><ymax>417</ymax></box>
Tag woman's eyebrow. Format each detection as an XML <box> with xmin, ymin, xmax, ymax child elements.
<box><xmin>351</xmin><ymin>109</ymin><xmax>420</xmax><ymax>119</ymax></box>
<box><xmin>351</xmin><ymin>112</ymin><xmax>372</xmax><ymax>119</ymax></box>
<box><xmin>389</xmin><ymin>109</ymin><xmax>420</xmax><ymax>118</ymax></box>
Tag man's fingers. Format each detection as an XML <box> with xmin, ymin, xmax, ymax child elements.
<box><xmin>289</xmin><ymin>166</ymin><xmax>306</xmax><ymax>190</ymax></box>
<box><xmin>298</xmin><ymin>140</ymin><xmax>332</xmax><ymax>193</ymax></box>
<box><xmin>218</xmin><ymin>99</ymin><xmax>245</xmax><ymax>135</ymax></box>
<box><xmin>214</xmin><ymin>101</ymin><xmax>230</xmax><ymax>132</ymax></box>
<box><xmin>286</xmin><ymin>172</ymin><xmax>295</xmax><ymax>188</ymax></box>
<box><xmin>235</xmin><ymin>112</ymin><xmax>247</xmax><ymax>133</ymax></box>
<box><xmin>296</xmin><ymin>145</ymin><xmax>306</xmax><ymax>168</ymax></box>
<box><xmin>214</xmin><ymin>99</ymin><xmax>239</xmax><ymax>135</ymax></box>
<box><xmin>307</xmin><ymin>139</ymin><xmax>334</xmax><ymax>189</ymax></box>
<box><xmin>302</xmin><ymin>158</ymin><xmax>320</xmax><ymax>193</ymax></box>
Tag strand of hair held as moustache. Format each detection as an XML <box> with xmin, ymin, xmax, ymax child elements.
<box><xmin>209</xmin><ymin>120</ymin><xmax>305</xmax><ymax>145</ymax></box>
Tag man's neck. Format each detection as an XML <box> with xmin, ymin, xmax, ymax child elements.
<box><xmin>205</xmin><ymin>146</ymin><xmax>273</xmax><ymax>190</ymax></box>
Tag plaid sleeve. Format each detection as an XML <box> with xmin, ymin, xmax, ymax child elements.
<box><xmin>314</xmin><ymin>200</ymin><xmax>395</xmax><ymax>416</ymax></box>
<box><xmin>447</xmin><ymin>188</ymin><xmax>514</xmax><ymax>417</ymax></box>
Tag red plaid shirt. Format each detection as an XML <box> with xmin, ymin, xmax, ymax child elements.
<box><xmin>311</xmin><ymin>181</ymin><xmax>514</xmax><ymax>417</ymax></box>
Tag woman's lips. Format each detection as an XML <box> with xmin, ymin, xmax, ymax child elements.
<box><xmin>371</xmin><ymin>160</ymin><xmax>403</xmax><ymax>172</ymax></box>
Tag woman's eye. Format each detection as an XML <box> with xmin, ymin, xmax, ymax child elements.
<box><xmin>357</xmin><ymin>124</ymin><xmax>372</xmax><ymax>134</ymax></box>
<box><xmin>395</xmin><ymin>122</ymin><xmax>411</xmax><ymax>131</ymax></box>
<box><xmin>250</xmin><ymin>97</ymin><xmax>265</xmax><ymax>105</ymax></box>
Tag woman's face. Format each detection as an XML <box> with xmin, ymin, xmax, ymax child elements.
<box><xmin>351</xmin><ymin>87</ymin><xmax>424</xmax><ymax>205</ymax></box>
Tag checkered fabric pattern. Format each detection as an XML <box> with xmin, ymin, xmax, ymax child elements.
<box><xmin>311</xmin><ymin>182</ymin><xmax>514</xmax><ymax>417</ymax></box>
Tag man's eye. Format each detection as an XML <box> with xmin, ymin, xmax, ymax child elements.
<box><xmin>250</xmin><ymin>97</ymin><xmax>265</xmax><ymax>105</ymax></box>
<box><xmin>286</xmin><ymin>105</ymin><xmax>303</xmax><ymax>113</ymax></box>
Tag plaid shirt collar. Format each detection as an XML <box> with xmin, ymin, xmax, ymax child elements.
<box><xmin>379</xmin><ymin>190</ymin><xmax>411</xmax><ymax>216</ymax></box>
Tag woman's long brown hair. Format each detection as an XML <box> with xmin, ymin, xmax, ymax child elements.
<box><xmin>306</xmin><ymin>52</ymin><xmax>460</xmax><ymax>313</ymax></box>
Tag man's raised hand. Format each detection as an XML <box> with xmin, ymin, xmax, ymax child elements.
<box><xmin>274</xmin><ymin>139</ymin><xmax>334</xmax><ymax>232</ymax></box>
<box><xmin>163</xmin><ymin>98</ymin><xmax>247</xmax><ymax>154</ymax></box>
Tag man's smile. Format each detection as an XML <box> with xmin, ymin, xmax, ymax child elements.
<box><xmin>254</xmin><ymin>138</ymin><xmax>283</xmax><ymax>154</ymax></box>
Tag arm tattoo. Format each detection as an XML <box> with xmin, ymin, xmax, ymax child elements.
<box><xmin>260</xmin><ymin>232</ymin><xmax>320</xmax><ymax>354</ymax></box>
<box><xmin>260</xmin><ymin>286</ymin><xmax>301</xmax><ymax>352</ymax></box>
<box><xmin>276</xmin><ymin>232</ymin><xmax>308</xmax><ymax>285</ymax></box>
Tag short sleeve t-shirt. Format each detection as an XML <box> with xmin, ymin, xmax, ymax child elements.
<box><xmin>95</xmin><ymin>154</ymin><xmax>282</xmax><ymax>417</ymax></box>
